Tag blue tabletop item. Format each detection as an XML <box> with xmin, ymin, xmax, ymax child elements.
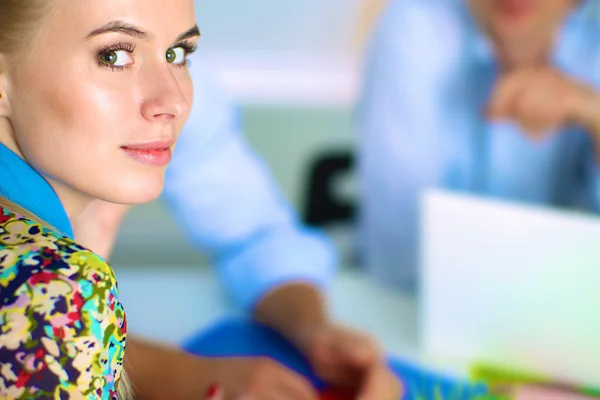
<box><xmin>182</xmin><ymin>318</ymin><xmax>491</xmax><ymax>400</ymax></box>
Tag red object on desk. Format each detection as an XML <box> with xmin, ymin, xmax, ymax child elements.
<box><xmin>319</xmin><ymin>386</ymin><xmax>356</xmax><ymax>400</ymax></box>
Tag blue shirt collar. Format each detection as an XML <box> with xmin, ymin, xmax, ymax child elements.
<box><xmin>0</xmin><ymin>143</ymin><xmax>73</xmax><ymax>238</ymax></box>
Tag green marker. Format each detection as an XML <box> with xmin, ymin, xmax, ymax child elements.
<box><xmin>470</xmin><ymin>363</ymin><xmax>600</xmax><ymax>399</ymax></box>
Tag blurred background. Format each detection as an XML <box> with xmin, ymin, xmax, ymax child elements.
<box><xmin>112</xmin><ymin>0</ymin><xmax>377</xmax><ymax>341</ymax></box>
<box><xmin>111</xmin><ymin>0</ymin><xmax>379</xmax><ymax>266</ymax></box>
<box><xmin>110</xmin><ymin>0</ymin><xmax>600</xmax><ymax>391</ymax></box>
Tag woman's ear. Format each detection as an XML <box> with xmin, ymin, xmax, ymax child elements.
<box><xmin>0</xmin><ymin>55</ymin><xmax>12</xmax><ymax>118</ymax></box>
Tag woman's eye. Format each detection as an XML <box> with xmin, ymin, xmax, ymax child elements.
<box><xmin>166</xmin><ymin>47</ymin><xmax>186</xmax><ymax>65</ymax></box>
<box><xmin>99</xmin><ymin>50</ymin><xmax>133</xmax><ymax>67</ymax></box>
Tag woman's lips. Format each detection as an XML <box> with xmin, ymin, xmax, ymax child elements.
<box><xmin>121</xmin><ymin>141</ymin><xmax>174</xmax><ymax>166</ymax></box>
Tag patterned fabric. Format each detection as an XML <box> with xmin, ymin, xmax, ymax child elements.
<box><xmin>0</xmin><ymin>206</ymin><xmax>127</xmax><ymax>399</ymax></box>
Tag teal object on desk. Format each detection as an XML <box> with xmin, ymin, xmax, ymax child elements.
<box><xmin>182</xmin><ymin>318</ymin><xmax>491</xmax><ymax>400</ymax></box>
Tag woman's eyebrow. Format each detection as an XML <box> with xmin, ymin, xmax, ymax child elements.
<box><xmin>86</xmin><ymin>21</ymin><xmax>148</xmax><ymax>40</ymax></box>
<box><xmin>174</xmin><ymin>25</ymin><xmax>201</xmax><ymax>42</ymax></box>
<box><xmin>86</xmin><ymin>22</ymin><xmax>200</xmax><ymax>43</ymax></box>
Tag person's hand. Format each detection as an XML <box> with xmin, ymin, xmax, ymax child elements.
<box><xmin>485</xmin><ymin>66</ymin><xmax>600</xmax><ymax>143</ymax></box>
<box><xmin>252</xmin><ymin>284</ymin><xmax>403</xmax><ymax>400</ymax></box>
<box><xmin>168</xmin><ymin>355</ymin><xmax>320</xmax><ymax>400</ymax></box>
<box><xmin>298</xmin><ymin>324</ymin><xmax>403</xmax><ymax>400</ymax></box>
<box><xmin>125</xmin><ymin>337</ymin><xmax>319</xmax><ymax>400</ymax></box>
<box><xmin>199</xmin><ymin>357</ymin><xmax>318</xmax><ymax>400</ymax></box>
<box><xmin>72</xmin><ymin>200</ymin><xmax>131</xmax><ymax>259</ymax></box>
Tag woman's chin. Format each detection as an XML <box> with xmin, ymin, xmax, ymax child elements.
<box><xmin>102</xmin><ymin>176</ymin><xmax>165</xmax><ymax>205</ymax></box>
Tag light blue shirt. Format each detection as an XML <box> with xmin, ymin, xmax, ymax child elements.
<box><xmin>163</xmin><ymin>56</ymin><xmax>337</xmax><ymax>310</ymax></box>
<box><xmin>358</xmin><ymin>0</ymin><xmax>600</xmax><ymax>292</ymax></box>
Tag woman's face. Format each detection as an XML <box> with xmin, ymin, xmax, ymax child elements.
<box><xmin>2</xmin><ymin>0</ymin><xmax>198</xmax><ymax>213</ymax></box>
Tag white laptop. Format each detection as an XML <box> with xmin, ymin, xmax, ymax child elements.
<box><xmin>420</xmin><ymin>189</ymin><xmax>600</xmax><ymax>388</ymax></box>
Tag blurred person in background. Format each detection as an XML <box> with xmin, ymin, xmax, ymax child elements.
<box><xmin>73</xmin><ymin>53</ymin><xmax>402</xmax><ymax>400</ymax></box>
<box><xmin>358</xmin><ymin>0</ymin><xmax>600</xmax><ymax>293</ymax></box>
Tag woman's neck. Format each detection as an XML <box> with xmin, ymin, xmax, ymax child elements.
<box><xmin>0</xmin><ymin>123</ymin><xmax>92</xmax><ymax>221</ymax></box>
<box><xmin>46</xmin><ymin>178</ymin><xmax>94</xmax><ymax>221</ymax></box>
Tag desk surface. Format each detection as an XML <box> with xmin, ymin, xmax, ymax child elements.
<box><xmin>115</xmin><ymin>266</ymin><xmax>420</xmax><ymax>360</ymax></box>
<box><xmin>115</xmin><ymin>265</ymin><xmax>480</xmax><ymax>382</ymax></box>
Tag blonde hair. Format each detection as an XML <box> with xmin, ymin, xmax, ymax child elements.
<box><xmin>0</xmin><ymin>0</ymin><xmax>56</xmax><ymax>56</ymax></box>
<box><xmin>0</xmin><ymin>196</ymin><xmax>134</xmax><ymax>399</ymax></box>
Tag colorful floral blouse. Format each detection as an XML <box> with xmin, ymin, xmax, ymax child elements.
<box><xmin>0</xmin><ymin>206</ymin><xmax>127</xmax><ymax>399</ymax></box>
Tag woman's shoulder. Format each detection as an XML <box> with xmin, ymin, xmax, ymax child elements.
<box><xmin>0</xmin><ymin>206</ymin><xmax>127</xmax><ymax>399</ymax></box>
<box><xmin>0</xmin><ymin>205</ymin><xmax>117</xmax><ymax>296</ymax></box>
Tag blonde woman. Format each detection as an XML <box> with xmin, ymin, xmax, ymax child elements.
<box><xmin>0</xmin><ymin>1</ymin><xmax>403</xmax><ymax>399</ymax></box>
<box><xmin>0</xmin><ymin>0</ymin><xmax>198</xmax><ymax>398</ymax></box>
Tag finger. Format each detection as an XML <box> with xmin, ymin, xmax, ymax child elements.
<box><xmin>357</xmin><ymin>365</ymin><xmax>403</xmax><ymax>400</ymax></box>
<box><xmin>516</xmin><ymin>113</ymin><xmax>562</xmax><ymax>140</ymax></box>
<box><xmin>486</xmin><ymin>69</ymin><xmax>533</xmax><ymax>120</ymax></box>
<box><xmin>272</xmin><ymin>368</ymin><xmax>317</xmax><ymax>400</ymax></box>
<box><xmin>313</xmin><ymin>334</ymin><xmax>382</xmax><ymax>386</ymax></box>
<box><xmin>513</xmin><ymin>88</ymin><xmax>550</xmax><ymax>138</ymax></box>
<box><xmin>315</xmin><ymin>363</ymin><xmax>362</xmax><ymax>386</ymax></box>
<box><xmin>245</xmin><ymin>359</ymin><xmax>314</xmax><ymax>400</ymax></box>
<box><xmin>510</xmin><ymin>68</ymin><xmax>577</xmax><ymax>138</ymax></box>
<box><xmin>317</xmin><ymin>328</ymin><xmax>380</xmax><ymax>366</ymax></box>
<box><xmin>335</xmin><ymin>334</ymin><xmax>381</xmax><ymax>367</ymax></box>
<box><xmin>513</xmin><ymin>81</ymin><xmax>565</xmax><ymax>139</ymax></box>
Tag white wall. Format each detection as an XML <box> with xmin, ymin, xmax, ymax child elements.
<box><xmin>194</xmin><ymin>0</ymin><xmax>362</xmax><ymax>57</ymax></box>
<box><xmin>193</xmin><ymin>0</ymin><xmax>367</xmax><ymax>106</ymax></box>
